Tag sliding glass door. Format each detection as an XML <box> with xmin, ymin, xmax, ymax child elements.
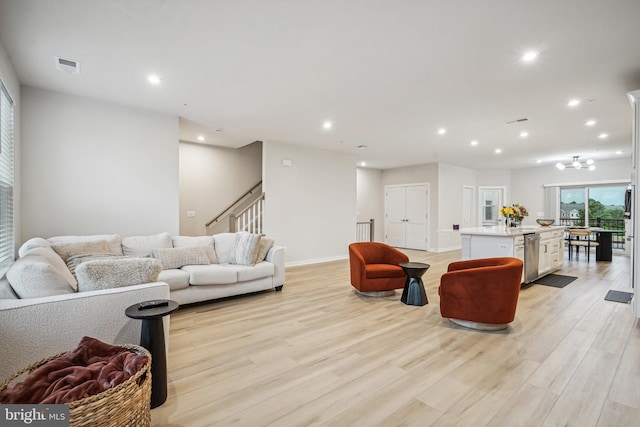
<box><xmin>560</xmin><ymin>185</ymin><xmax>627</xmax><ymax>249</ymax></box>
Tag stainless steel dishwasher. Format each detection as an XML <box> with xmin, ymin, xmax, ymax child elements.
<box><xmin>524</xmin><ymin>233</ymin><xmax>540</xmax><ymax>283</ymax></box>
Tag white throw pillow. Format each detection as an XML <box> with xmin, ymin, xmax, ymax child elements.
<box><xmin>51</xmin><ymin>240</ymin><xmax>111</xmax><ymax>262</ymax></box>
<box><xmin>171</xmin><ymin>236</ymin><xmax>217</xmax><ymax>263</ymax></box>
<box><xmin>121</xmin><ymin>232</ymin><xmax>172</xmax><ymax>257</ymax></box>
<box><xmin>229</xmin><ymin>232</ymin><xmax>262</xmax><ymax>266</ymax></box>
<box><xmin>152</xmin><ymin>246</ymin><xmax>211</xmax><ymax>270</ymax></box>
<box><xmin>48</xmin><ymin>234</ymin><xmax>123</xmax><ymax>256</ymax></box>
<box><xmin>75</xmin><ymin>258</ymin><xmax>162</xmax><ymax>291</ymax></box>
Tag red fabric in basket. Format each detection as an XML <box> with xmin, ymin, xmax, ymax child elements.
<box><xmin>0</xmin><ymin>336</ymin><xmax>148</xmax><ymax>404</ymax></box>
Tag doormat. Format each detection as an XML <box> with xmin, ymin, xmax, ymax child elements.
<box><xmin>532</xmin><ymin>274</ymin><xmax>577</xmax><ymax>288</ymax></box>
<box><xmin>604</xmin><ymin>290</ymin><xmax>633</xmax><ymax>304</ymax></box>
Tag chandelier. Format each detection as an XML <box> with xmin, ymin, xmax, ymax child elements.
<box><xmin>555</xmin><ymin>156</ymin><xmax>595</xmax><ymax>171</ymax></box>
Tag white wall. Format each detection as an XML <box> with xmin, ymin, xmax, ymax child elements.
<box><xmin>0</xmin><ymin>41</ymin><xmax>21</xmax><ymax>251</ymax></box>
<box><xmin>179</xmin><ymin>141</ymin><xmax>262</xmax><ymax>236</ymax></box>
<box><xmin>511</xmin><ymin>158</ymin><xmax>632</xmax><ymax>225</ymax></box>
<box><xmin>263</xmin><ymin>141</ymin><xmax>357</xmax><ymax>265</ymax></box>
<box><xmin>437</xmin><ymin>163</ymin><xmax>476</xmax><ymax>250</ymax></box>
<box><xmin>20</xmin><ymin>87</ymin><xmax>179</xmax><ymax>241</ymax></box>
<box><xmin>356</xmin><ymin>167</ymin><xmax>384</xmax><ymax>242</ymax></box>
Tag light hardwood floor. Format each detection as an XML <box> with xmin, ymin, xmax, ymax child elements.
<box><xmin>151</xmin><ymin>249</ymin><xmax>640</xmax><ymax>427</ymax></box>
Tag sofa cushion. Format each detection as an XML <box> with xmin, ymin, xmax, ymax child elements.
<box><xmin>18</xmin><ymin>237</ymin><xmax>52</xmax><ymax>257</ymax></box>
<box><xmin>182</xmin><ymin>264</ymin><xmax>238</xmax><ymax>285</ymax></box>
<box><xmin>51</xmin><ymin>240</ymin><xmax>111</xmax><ymax>262</ymax></box>
<box><xmin>157</xmin><ymin>269</ymin><xmax>190</xmax><ymax>291</ymax></box>
<box><xmin>48</xmin><ymin>234</ymin><xmax>123</xmax><ymax>256</ymax></box>
<box><xmin>172</xmin><ymin>236</ymin><xmax>218</xmax><ymax>263</ymax></box>
<box><xmin>121</xmin><ymin>232</ymin><xmax>172</xmax><ymax>257</ymax></box>
<box><xmin>231</xmin><ymin>262</ymin><xmax>275</xmax><ymax>282</ymax></box>
<box><xmin>0</xmin><ymin>278</ymin><xmax>19</xmax><ymax>299</ymax></box>
<box><xmin>26</xmin><ymin>247</ymin><xmax>78</xmax><ymax>290</ymax></box>
<box><xmin>255</xmin><ymin>237</ymin><xmax>275</xmax><ymax>263</ymax></box>
<box><xmin>152</xmin><ymin>246</ymin><xmax>211</xmax><ymax>270</ymax></box>
<box><xmin>212</xmin><ymin>233</ymin><xmax>237</xmax><ymax>264</ymax></box>
<box><xmin>365</xmin><ymin>264</ymin><xmax>406</xmax><ymax>279</ymax></box>
<box><xmin>75</xmin><ymin>258</ymin><xmax>162</xmax><ymax>292</ymax></box>
<box><xmin>229</xmin><ymin>232</ymin><xmax>261</xmax><ymax>266</ymax></box>
<box><xmin>6</xmin><ymin>255</ymin><xmax>75</xmax><ymax>298</ymax></box>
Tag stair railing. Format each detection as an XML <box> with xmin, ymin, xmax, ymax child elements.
<box><xmin>356</xmin><ymin>218</ymin><xmax>375</xmax><ymax>242</ymax></box>
<box><xmin>230</xmin><ymin>193</ymin><xmax>265</xmax><ymax>233</ymax></box>
<box><xmin>205</xmin><ymin>181</ymin><xmax>262</xmax><ymax>233</ymax></box>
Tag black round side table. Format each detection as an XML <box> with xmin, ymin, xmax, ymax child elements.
<box><xmin>125</xmin><ymin>299</ymin><xmax>179</xmax><ymax>408</ymax></box>
<box><xmin>399</xmin><ymin>262</ymin><xmax>430</xmax><ymax>306</ymax></box>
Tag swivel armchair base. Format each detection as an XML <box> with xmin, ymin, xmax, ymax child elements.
<box><xmin>447</xmin><ymin>318</ymin><xmax>509</xmax><ymax>331</ymax></box>
<box><xmin>354</xmin><ymin>289</ymin><xmax>396</xmax><ymax>297</ymax></box>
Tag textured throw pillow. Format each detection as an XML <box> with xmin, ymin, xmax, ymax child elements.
<box><xmin>18</xmin><ymin>237</ymin><xmax>52</xmax><ymax>257</ymax></box>
<box><xmin>66</xmin><ymin>253</ymin><xmax>120</xmax><ymax>277</ymax></box>
<box><xmin>75</xmin><ymin>258</ymin><xmax>162</xmax><ymax>292</ymax></box>
<box><xmin>229</xmin><ymin>232</ymin><xmax>262</xmax><ymax>266</ymax></box>
<box><xmin>48</xmin><ymin>234</ymin><xmax>123</xmax><ymax>256</ymax></box>
<box><xmin>254</xmin><ymin>236</ymin><xmax>275</xmax><ymax>263</ymax></box>
<box><xmin>51</xmin><ymin>240</ymin><xmax>111</xmax><ymax>262</ymax></box>
<box><xmin>171</xmin><ymin>236</ymin><xmax>218</xmax><ymax>263</ymax></box>
<box><xmin>151</xmin><ymin>246</ymin><xmax>211</xmax><ymax>270</ymax></box>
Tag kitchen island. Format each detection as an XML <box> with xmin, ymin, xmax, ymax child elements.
<box><xmin>460</xmin><ymin>225</ymin><xmax>565</xmax><ymax>283</ymax></box>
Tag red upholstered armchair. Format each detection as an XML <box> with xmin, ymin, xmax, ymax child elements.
<box><xmin>348</xmin><ymin>242</ymin><xmax>409</xmax><ymax>296</ymax></box>
<box><xmin>438</xmin><ymin>257</ymin><xmax>523</xmax><ymax>330</ymax></box>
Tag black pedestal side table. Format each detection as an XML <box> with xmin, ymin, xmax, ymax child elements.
<box><xmin>125</xmin><ymin>299</ymin><xmax>179</xmax><ymax>408</ymax></box>
<box><xmin>399</xmin><ymin>262</ymin><xmax>431</xmax><ymax>306</ymax></box>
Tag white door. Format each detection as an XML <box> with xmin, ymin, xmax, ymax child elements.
<box><xmin>385</xmin><ymin>187</ymin><xmax>406</xmax><ymax>247</ymax></box>
<box><xmin>385</xmin><ymin>184</ymin><xmax>429</xmax><ymax>250</ymax></box>
<box><xmin>405</xmin><ymin>186</ymin><xmax>428</xmax><ymax>250</ymax></box>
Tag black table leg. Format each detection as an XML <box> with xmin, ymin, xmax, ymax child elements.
<box><xmin>140</xmin><ymin>317</ymin><xmax>168</xmax><ymax>409</ymax></box>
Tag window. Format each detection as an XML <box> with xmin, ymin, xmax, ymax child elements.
<box><xmin>0</xmin><ymin>81</ymin><xmax>14</xmax><ymax>275</ymax></box>
<box><xmin>560</xmin><ymin>185</ymin><xmax>627</xmax><ymax>249</ymax></box>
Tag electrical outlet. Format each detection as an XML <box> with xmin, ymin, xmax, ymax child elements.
<box><xmin>187</xmin><ymin>210</ymin><xmax>196</xmax><ymax>218</ymax></box>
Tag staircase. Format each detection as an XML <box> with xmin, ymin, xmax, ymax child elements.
<box><xmin>205</xmin><ymin>182</ymin><xmax>264</xmax><ymax>235</ymax></box>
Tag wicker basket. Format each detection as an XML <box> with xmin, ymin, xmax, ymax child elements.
<box><xmin>0</xmin><ymin>344</ymin><xmax>152</xmax><ymax>427</ymax></box>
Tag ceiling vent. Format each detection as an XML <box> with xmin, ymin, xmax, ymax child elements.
<box><xmin>54</xmin><ymin>56</ymin><xmax>80</xmax><ymax>75</ymax></box>
<box><xmin>505</xmin><ymin>118</ymin><xmax>528</xmax><ymax>124</ymax></box>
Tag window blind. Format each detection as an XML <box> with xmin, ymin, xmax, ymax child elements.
<box><xmin>0</xmin><ymin>81</ymin><xmax>14</xmax><ymax>275</ymax></box>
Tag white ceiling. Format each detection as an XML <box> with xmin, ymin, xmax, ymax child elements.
<box><xmin>1</xmin><ymin>0</ymin><xmax>639</xmax><ymax>170</ymax></box>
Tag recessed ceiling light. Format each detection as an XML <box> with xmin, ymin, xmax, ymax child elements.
<box><xmin>585</xmin><ymin>120</ymin><xmax>596</xmax><ymax>127</ymax></box>
<box><xmin>519</xmin><ymin>131</ymin><xmax>529</xmax><ymax>138</ymax></box>
<box><xmin>197</xmin><ymin>135</ymin><xmax>205</xmax><ymax>142</ymax></box>
<box><xmin>322</xmin><ymin>121</ymin><xmax>333</xmax><ymax>130</ymax></box>
<box><xmin>522</xmin><ymin>51</ymin><xmax>538</xmax><ymax>62</ymax></box>
<box><xmin>359</xmin><ymin>161</ymin><xmax>367</xmax><ymax>167</ymax></box>
<box><xmin>598</xmin><ymin>133</ymin><xmax>608</xmax><ymax>139</ymax></box>
<box><xmin>147</xmin><ymin>74</ymin><xmax>161</xmax><ymax>85</ymax></box>
<box><xmin>438</xmin><ymin>128</ymin><xmax>447</xmax><ymax>135</ymax></box>
<box><xmin>568</xmin><ymin>99</ymin><xmax>581</xmax><ymax>107</ymax></box>
<box><xmin>470</xmin><ymin>140</ymin><xmax>478</xmax><ymax>146</ymax></box>
<box><xmin>536</xmin><ymin>159</ymin><xmax>542</xmax><ymax>163</ymax></box>
<box><xmin>616</xmin><ymin>150</ymin><xmax>623</xmax><ymax>154</ymax></box>
<box><xmin>495</xmin><ymin>148</ymin><xmax>502</xmax><ymax>154</ymax></box>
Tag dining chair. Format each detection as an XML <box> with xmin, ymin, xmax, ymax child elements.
<box><xmin>568</xmin><ymin>229</ymin><xmax>599</xmax><ymax>262</ymax></box>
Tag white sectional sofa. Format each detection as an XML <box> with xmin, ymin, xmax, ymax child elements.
<box><xmin>0</xmin><ymin>231</ymin><xmax>285</xmax><ymax>381</ymax></box>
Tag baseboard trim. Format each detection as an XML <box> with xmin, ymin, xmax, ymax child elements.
<box><xmin>285</xmin><ymin>255</ymin><xmax>348</xmax><ymax>268</ymax></box>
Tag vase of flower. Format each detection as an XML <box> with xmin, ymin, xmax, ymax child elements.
<box><xmin>501</xmin><ymin>203</ymin><xmax>528</xmax><ymax>227</ymax></box>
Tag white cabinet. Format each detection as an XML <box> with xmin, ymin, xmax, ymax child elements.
<box><xmin>539</xmin><ymin>229</ymin><xmax>564</xmax><ymax>275</ymax></box>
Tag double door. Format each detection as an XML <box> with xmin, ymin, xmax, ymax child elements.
<box><xmin>385</xmin><ymin>184</ymin><xmax>429</xmax><ymax>250</ymax></box>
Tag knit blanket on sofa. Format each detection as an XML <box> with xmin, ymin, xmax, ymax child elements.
<box><xmin>0</xmin><ymin>336</ymin><xmax>148</xmax><ymax>404</ymax></box>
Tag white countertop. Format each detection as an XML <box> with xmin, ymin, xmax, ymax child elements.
<box><xmin>459</xmin><ymin>225</ymin><xmax>565</xmax><ymax>236</ymax></box>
